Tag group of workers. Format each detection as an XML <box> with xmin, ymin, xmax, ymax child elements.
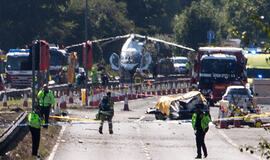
<box><xmin>27</xmin><ymin>62</ymin><xmax>210</xmax><ymax>159</ymax></box>
<box><xmin>28</xmin><ymin>83</ymin><xmax>115</xmax><ymax>158</ymax></box>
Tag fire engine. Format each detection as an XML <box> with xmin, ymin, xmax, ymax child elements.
<box><xmin>5</xmin><ymin>42</ymin><xmax>69</xmax><ymax>88</ymax></box>
<box><xmin>191</xmin><ymin>47</ymin><xmax>247</xmax><ymax>105</ymax></box>
<box><xmin>5</xmin><ymin>49</ymin><xmax>32</xmax><ymax>88</ymax></box>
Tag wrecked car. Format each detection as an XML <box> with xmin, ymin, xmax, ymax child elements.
<box><xmin>146</xmin><ymin>91</ymin><xmax>209</xmax><ymax>120</ymax></box>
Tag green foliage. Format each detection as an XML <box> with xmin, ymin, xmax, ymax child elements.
<box><xmin>173</xmin><ymin>1</ymin><xmax>219</xmax><ymax>49</ymax></box>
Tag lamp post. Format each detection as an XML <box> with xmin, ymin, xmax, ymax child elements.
<box><xmin>84</xmin><ymin>0</ymin><xmax>88</xmax><ymax>105</ymax></box>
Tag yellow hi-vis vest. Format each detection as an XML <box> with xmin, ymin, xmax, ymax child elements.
<box><xmin>192</xmin><ymin>112</ymin><xmax>210</xmax><ymax>132</ymax></box>
<box><xmin>37</xmin><ymin>90</ymin><xmax>55</xmax><ymax>107</ymax></box>
<box><xmin>28</xmin><ymin>112</ymin><xmax>44</xmax><ymax>129</ymax></box>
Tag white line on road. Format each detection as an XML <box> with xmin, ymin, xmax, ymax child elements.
<box><xmin>47</xmin><ymin>125</ymin><xmax>67</xmax><ymax>160</ymax></box>
<box><xmin>217</xmin><ymin>129</ymin><xmax>262</xmax><ymax>160</ymax></box>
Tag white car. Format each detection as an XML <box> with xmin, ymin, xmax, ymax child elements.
<box><xmin>222</xmin><ymin>86</ymin><xmax>254</xmax><ymax>107</ymax></box>
<box><xmin>171</xmin><ymin>57</ymin><xmax>189</xmax><ymax>74</ymax></box>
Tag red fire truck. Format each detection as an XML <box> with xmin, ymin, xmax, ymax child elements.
<box><xmin>5</xmin><ymin>40</ymin><xmax>50</xmax><ymax>88</ymax></box>
<box><xmin>191</xmin><ymin>47</ymin><xmax>247</xmax><ymax>105</ymax></box>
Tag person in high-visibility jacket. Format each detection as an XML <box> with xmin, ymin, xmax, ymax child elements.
<box><xmin>192</xmin><ymin>104</ymin><xmax>211</xmax><ymax>159</ymax></box>
<box><xmin>91</xmin><ymin>67</ymin><xmax>99</xmax><ymax>89</ymax></box>
<box><xmin>28</xmin><ymin>107</ymin><xmax>45</xmax><ymax>157</ymax></box>
<box><xmin>37</xmin><ymin>84</ymin><xmax>55</xmax><ymax>128</ymax></box>
<box><xmin>98</xmin><ymin>92</ymin><xmax>114</xmax><ymax>134</ymax></box>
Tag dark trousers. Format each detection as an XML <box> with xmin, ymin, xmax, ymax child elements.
<box><xmin>40</xmin><ymin>106</ymin><xmax>50</xmax><ymax>128</ymax></box>
<box><xmin>29</xmin><ymin>127</ymin><xmax>40</xmax><ymax>156</ymax></box>
<box><xmin>99</xmin><ymin>114</ymin><xmax>113</xmax><ymax>131</ymax></box>
<box><xmin>196</xmin><ymin>131</ymin><xmax>207</xmax><ymax>157</ymax></box>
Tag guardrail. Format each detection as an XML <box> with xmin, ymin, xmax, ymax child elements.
<box><xmin>0</xmin><ymin>78</ymin><xmax>191</xmax><ymax>105</ymax></box>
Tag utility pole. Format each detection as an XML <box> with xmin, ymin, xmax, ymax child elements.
<box><xmin>31</xmin><ymin>41</ymin><xmax>36</xmax><ymax>111</ymax></box>
<box><xmin>84</xmin><ymin>0</ymin><xmax>88</xmax><ymax>105</ymax></box>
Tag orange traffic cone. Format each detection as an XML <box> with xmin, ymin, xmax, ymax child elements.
<box><xmin>59</xmin><ymin>95</ymin><xmax>67</xmax><ymax>109</ymax></box>
<box><xmin>3</xmin><ymin>92</ymin><xmax>7</xmax><ymax>107</ymax></box>
<box><xmin>23</xmin><ymin>94</ymin><xmax>28</xmax><ymax>107</ymax></box>
<box><xmin>69</xmin><ymin>90</ymin><xmax>73</xmax><ymax>103</ymax></box>
<box><xmin>123</xmin><ymin>95</ymin><xmax>129</xmax><ymax>111</ymax></box>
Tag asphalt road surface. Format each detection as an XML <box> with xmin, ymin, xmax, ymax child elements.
<box><xmin>48</xmin><ymin>96</ymin><xmax>269</xmax><ymax>160</ymax></box>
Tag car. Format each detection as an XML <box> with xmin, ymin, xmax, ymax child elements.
<box><xmin>171</xmin><ymin>56</ymin><xmax>189</xmax><ymax>74</ymax></box>
<box><xmin>146</xmin><ymin>91</ymin><xmax>209</xmax><ymax>120</ymax></box>
<box><xmin>221</xmin><ymin>86</ymin><xmax>254</xmax><ymax>107</ymax></box>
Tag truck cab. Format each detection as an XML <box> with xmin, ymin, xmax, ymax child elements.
<box><xmin>192</xmin><ymin>47</ymin><xmax>247</xmax><ymax>105</ymax></box>
<box><xmin>5</xmin><ymin>49</ymin><xmax>32</xmax><ymax>88</ymax></box>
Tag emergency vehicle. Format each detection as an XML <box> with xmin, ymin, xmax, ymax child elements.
<box><xmin>5</xmin><ymin>43</ymin><xmax>69</xmax><ymax>88</ymax></box>
<box><xmin>5</xmin><ymin>49</ymin><xmax>32</xmax><ymax>88</ymax></box>
<box><xmin>191</xmin><ymin>47</ymin><xmax>247</xmax><ymax>105</ymax></box>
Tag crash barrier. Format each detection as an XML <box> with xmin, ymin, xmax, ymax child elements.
<box><xmin>0</xmin><ymin>79</ymin><xmax>193</xmax><ymax>107</ymax></box>
<box><xmin>82</xmin><ymin>79</ymin><xmax>194</xmax><ymax>107</ymax></box>
<box><xmin>0</xmin><ymin>112</ymin><xmax>28</xmax><ymax>153</ymax></box>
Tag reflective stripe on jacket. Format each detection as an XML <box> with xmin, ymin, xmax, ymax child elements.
<box><xmin>37</xmin><ymin>90</ymin><xmax>55</xmax><ymax>107</ymax></box>
<box><xmin>28</xmin><ymin>113</ymin><xmax>44</xmax><ymax>129</ymax></box>
<box><xmin>192</xmin><ymin>112</ymin><xmax>210</xmax><ymax>132</ymax></box>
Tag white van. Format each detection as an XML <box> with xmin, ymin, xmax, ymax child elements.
<box><xmin>171</xmin><ymin>57</ymin><xmax>189</xmax><ymax>74</ymax></box>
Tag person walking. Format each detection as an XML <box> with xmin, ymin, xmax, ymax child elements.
<box><xmin>37</xmin><ymin>84</ymin><xmax>55</xmax><ymax>128</ymax></box>
<box><xmin>28</xmin><ymin>107</ymin><xmax>44</xmax><ymax>158</ymax></box>
<box><xmin>98</xmin><ymin>92</ymin><xmax>114</xmax><ymax>134</ymax></box>
<box><xmin>192</xmin><ymin>104</ymin><xmax>211</xmax><ymax>159</ymax></box>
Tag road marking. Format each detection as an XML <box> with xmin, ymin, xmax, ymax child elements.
<box><xmin>217</xmin><ymin>129</ymin><xmax>261</xmax><ymax>160</ymax></box>
<box><xmin>48</xmin><ymin>125</ymin><xmax>67</xmax><ymax>160</ymax></box>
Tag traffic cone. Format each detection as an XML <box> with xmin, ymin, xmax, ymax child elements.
<box><xmin>93</xmin><ymin>91</ymin><xmax>99</xmax><ymax>106</ymax></box>
<box><xmin>3</xmin><ymin>92</ymin><xmax>7</xmax><ymax>107</ymax></box>
<box><xmin>218</xmin><ymin>109</ymin><xmax>228</xmax><ymax>129</ymax></box>
<box><xmin>147</xmin><ymin>85</ymin><xmax>151</xmax><ymax>96</ymax></box>
<box><xmin>59</xmin><ymin>95</ymin><xmax>67</xmax><ymax>109</ymax></box>
<box><xmin>177</xmin><ymin>81</ymin><xmax>181</xmax><ymax>93</ymax></box>
<box><xmin>233</xmin><ymin>113</ymin><xmax>241</xmax><ymax>128</ymax></box>
<box><xmin>89</xmin><ymin>94</ymin><xmax>93</xmax><ymax>106</ymax></box>
<box><xmin>157</xmin><ymin>83</ymin><xmax>161</xmax><ymax>95</ymax></box>
<box><xmin>123</xmin><ymin>95</ymin><xmax>129</xmax><ymax>111</ymax></box>
<box><xmin>233</xmin><ymin>119</ymin><xmax>241</xmax><ymax>128</ymax></box>
<box><xmin>152</xmin><ymin>83</ymin><xmax>156</xmax><ymax>95</ymax></box>
<box><xmin>69</xmin><ymin>90</ymin><xmax>73</xmax><ymax>103</ymax></box>
<box><xmin>167</xmin><ymin>81</ymin><xmax>171</xmax><ymax>94</ymax></box>
<box><xmin>162</xmin><ymin>83</ymin><xmax>166</xmax><ymax>95</ymax></box>
<box><xmin>23</xmin><ymin>93</ymin><xmax>28</xmax><ymax>107</ymax></box>
<box><xmin>183</xmin><ymin>82</ymin><xmax>187</xmax><ymax>93</ymax></box>
<box><xmin>172</xmin><ymin>81</ymin><xmax>176</xmax><ymax>94</ymax></box>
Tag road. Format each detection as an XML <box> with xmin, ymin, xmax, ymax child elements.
<box><xmin>48</xmin><ymin>96</ymin><xmax>269</xmax><ymax>160</ymax></box>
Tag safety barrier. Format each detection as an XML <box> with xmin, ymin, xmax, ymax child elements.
<box><xmin>0</xmin><ymin>79</ymin><xmax>193</xmax><ymax>107</ymax></box>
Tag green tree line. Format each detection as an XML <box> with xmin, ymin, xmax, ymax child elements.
<box><xmin>0</xmin><ymin>0</ymin><xmax>270</xmax><ymax>61</ymax></box>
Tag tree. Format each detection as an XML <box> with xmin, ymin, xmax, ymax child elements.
<box><xmin>0</xmin><ymin>0</ymin><xmax>72</xmax><ymax>50</ymax></box>
<box><xmin>173</xmin><ymin>1</ymin><xmax>219</xmax><ymax>50</ymax></box>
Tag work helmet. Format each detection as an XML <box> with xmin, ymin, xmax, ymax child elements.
<box><xmin>62</xmin><ymin>66</ymin><xmax>67</xmax><ymax>71</ymax></box>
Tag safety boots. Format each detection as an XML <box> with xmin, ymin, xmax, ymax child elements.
<box><xmin>99</xmin><ymin>127</ymin><xmax>103</xmax><ymax>134</ymax></box>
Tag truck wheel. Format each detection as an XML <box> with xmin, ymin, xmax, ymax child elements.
<box><xmin>155</xmin><ymin>112</ymin><xmax>167</xmax><ymax>120</ymax></box>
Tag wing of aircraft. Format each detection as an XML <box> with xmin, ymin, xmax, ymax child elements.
<box><xmin>66</xmin><ymin>33</ymin><xmax>194</xmax><ymax>52</ymax></box>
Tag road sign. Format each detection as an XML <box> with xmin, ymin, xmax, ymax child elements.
<box><xmin>207</xmin><ymin>31</ymin><xmax>215</xmax><ymax>40</ymax></box>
